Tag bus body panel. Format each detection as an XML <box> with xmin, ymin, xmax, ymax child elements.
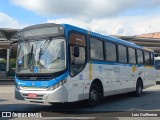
<box><xmin>14</xmin><ymin>23</ymin><xmax>156</xmax><ymax>104</ymax></box>
<box><xmin>15</xmin><ymin>85</ymin><xmax>68</xmax><ymax>102</ymax></box>
<box><xmin>87</xmin><ymin>62</ymin><xmax>155</xmax><ymax>97</ymax></box>
<box><xmin>15</xmin><ymin>62</ymin><xmax>155</xmax><ymax>103</ymax></box>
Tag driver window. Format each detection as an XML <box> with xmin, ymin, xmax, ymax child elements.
<box><xmin>69</xmin><ymin>33</ymin><xmax>86</xmax><ymax>76</ymax></box>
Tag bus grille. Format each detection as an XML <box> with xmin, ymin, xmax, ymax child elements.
<box><xmin>17</xmin><ymin>76</ymin><xmax>53</xmax><ymax>80</ymax></box>
<box><xmin>20</xmin><ymin>86</ymin><xmax>48</xmax><ymax>91</ymax></box>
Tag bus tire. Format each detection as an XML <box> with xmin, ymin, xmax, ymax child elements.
<box><xmin>135</xmin><ymin>80</ymin><xmax>143</xmax><ymax>97</ymax></box>
<box><xmin>88</xmin><ymin>83</ymin><xmax>100</xmax><ymax>107</ymax></box>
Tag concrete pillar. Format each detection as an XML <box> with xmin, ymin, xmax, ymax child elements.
<box><xmin>6</xmin><ymin>48</ymin><xmax>10</xmax><ymax>72</ymax></box>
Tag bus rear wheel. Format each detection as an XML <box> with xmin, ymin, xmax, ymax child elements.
<box><xmin>135</xmin><ymin>80</ymin><xmax>143</xmax><ymax>97</ymax></box>
<box><xmin>88</xmin><ymin>84</ymin><xmax>100</xmax><ymax>107</ymax></box>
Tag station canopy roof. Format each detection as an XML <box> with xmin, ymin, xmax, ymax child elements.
<box><xmin>0</xmin><ymin>28</ymin><xmax>19</xmax><ymax>48</ymax></box>
<box><xmin>114</xmin><ymin>32</ymin><xmax>160</xmax><ymax>54</ymax></box>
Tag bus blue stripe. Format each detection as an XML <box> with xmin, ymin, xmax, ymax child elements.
<box><xmin>90</xmin><ymin>60</ymin><xmax>145</xmax><ymax>67</ymax></box>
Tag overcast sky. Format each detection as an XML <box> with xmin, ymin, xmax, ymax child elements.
<box><xmin>0</xmin><ymin>0</ymin><xmax>160</xmax><ymax>36</ymax></box>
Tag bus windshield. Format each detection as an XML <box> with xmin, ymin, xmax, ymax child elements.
<box><xmin>156</xmin><ymin>60</ymin><xmax>160</xmax><ymax>70</ymax></box>
<box><xmin>16</xmin><ymin>38</ymin><xmax>66</xmax><ymax>74</ymax></box>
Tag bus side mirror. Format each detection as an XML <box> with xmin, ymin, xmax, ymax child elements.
<box><xmin>74</xmin><ymin>46</ymin><xmax>80</xmax><ymax>57</ymax></box>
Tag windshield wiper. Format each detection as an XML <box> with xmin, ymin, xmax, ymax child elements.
<box><xmin>51</xmin><ymin>57</ymin><xmax>60</xmax><ymax>63</ymax></box>
<box><xmin>39</xmin><ymin>37</ymin><xmax>52</xmax><ymax>61</ymax></box>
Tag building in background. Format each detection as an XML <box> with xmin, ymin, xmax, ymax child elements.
<box><xmin>115</xmin><ymin>32</ymin><xmax>160</xmax><ymax>54</ymax></box>
<box><xmin>0</xmin><ymin>28</ymin><xmax>19</xmax><ymax>81</ymax></box>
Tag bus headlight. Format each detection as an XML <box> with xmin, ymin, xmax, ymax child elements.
<box><xmin>15</xmin><ymin>83</ymin><xmax>21</xmax><ymax>90</ymax></box>
<box><xmin>48</xmin><ymin>80</ymin><xmax>66</xmax><ymax>91</ymax></box>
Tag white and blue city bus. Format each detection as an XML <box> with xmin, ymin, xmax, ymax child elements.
<box><xmin>12</xmin><ymin>23</ymin><xmax>156</xmax><ymax>106</ymax></box>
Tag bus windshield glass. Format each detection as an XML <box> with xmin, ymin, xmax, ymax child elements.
<box><xmin>16</xmin><ymin>38</ymin><xmax>66</xmax><ymax>74</ymax></box>
<box><xmin>156</xmin><ymin>60</ymin><xmax>160</xmax><ymax>70</ymax></box>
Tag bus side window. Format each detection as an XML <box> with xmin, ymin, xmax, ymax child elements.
<box><xmin>105</xmin><ymin>42</ymin><xmax>117</xmax><ymax>62</ymax></box>
<box><xmin>118</xmin><ymin>45</ymin><xmax>127</xmax><ymax>63</ymax></box>
<box><xmin>137</xmin><ymin>49</ymin><xmax>144</xmax><ymax>64</ymax></box>
<box><xmin>90</xmin><ymin>38</ymin><xmax>104</xmax><ymax>60</ymax></box>
<box><xmin>144</xmin><ymin>51</ymin><xmax>150</xmax><ymax>65</ymax></box>
<box><xmin>128</xmin><ymin>47</ymin><xmax>136</xmax><ymax>64</ymax></box>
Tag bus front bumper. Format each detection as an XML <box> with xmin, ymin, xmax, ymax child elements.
<box><xmin>15</xmin><ymin>86</ymin><xmax>68</xmax><ymax>103</ymax></box>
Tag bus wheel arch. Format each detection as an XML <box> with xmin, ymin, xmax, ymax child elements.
<box><xmin>88</xmin><ymin>79</ymin><xmax>104</xmax><ymax>107</ymax></box>
<box><xmin>135</xmin><ymin>77</ymin><xmax>143</xmax><ymax>97</ymax></box>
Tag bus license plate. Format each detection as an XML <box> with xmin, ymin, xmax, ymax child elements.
<box><xmin>27</xmin><ymin>93</ymin><xmax>37</xmax><ymax>98</ymax></box>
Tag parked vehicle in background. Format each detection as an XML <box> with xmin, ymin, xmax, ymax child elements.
<box><xmin>155</xmin><ymin>57</ymin><xmax>160</xmax><ymax>83</ymax></box>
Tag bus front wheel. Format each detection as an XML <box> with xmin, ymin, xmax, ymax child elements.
<box><xmin>88</xmin><ymin>83</ymin><xmax>100</xmax><ymax>107</ymax></box>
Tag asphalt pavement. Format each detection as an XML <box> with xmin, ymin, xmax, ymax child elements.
<box><xmin>1</xmin><ymin>85</ymin><xmax>160</xmax><ymax>120</ymax></box>
<box><xmin>0</xmin><ymin>85</ymin><xmax>14</xmax><ymax>93</ymax></box>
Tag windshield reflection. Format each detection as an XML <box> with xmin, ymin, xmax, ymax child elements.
<box><xmin>16</xmin><ymin>38</ymin><xmax>66</xmax><ymax>74</ymax></box>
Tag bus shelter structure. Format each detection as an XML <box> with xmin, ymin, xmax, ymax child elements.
<box><xmin>0</xmin><ymin>28</ymin><xmax>19</xmax><ymax>81</ymax></box>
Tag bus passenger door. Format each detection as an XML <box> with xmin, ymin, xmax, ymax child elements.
<box><xmin>69</xmin><ymin>32</ymin><xmax>86</xmax><ymax>101</ymax></box>
<box><xmin>70</xmin><ymin>76</ymin><xmax>84</xmax><ymax>101</ymax></box>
